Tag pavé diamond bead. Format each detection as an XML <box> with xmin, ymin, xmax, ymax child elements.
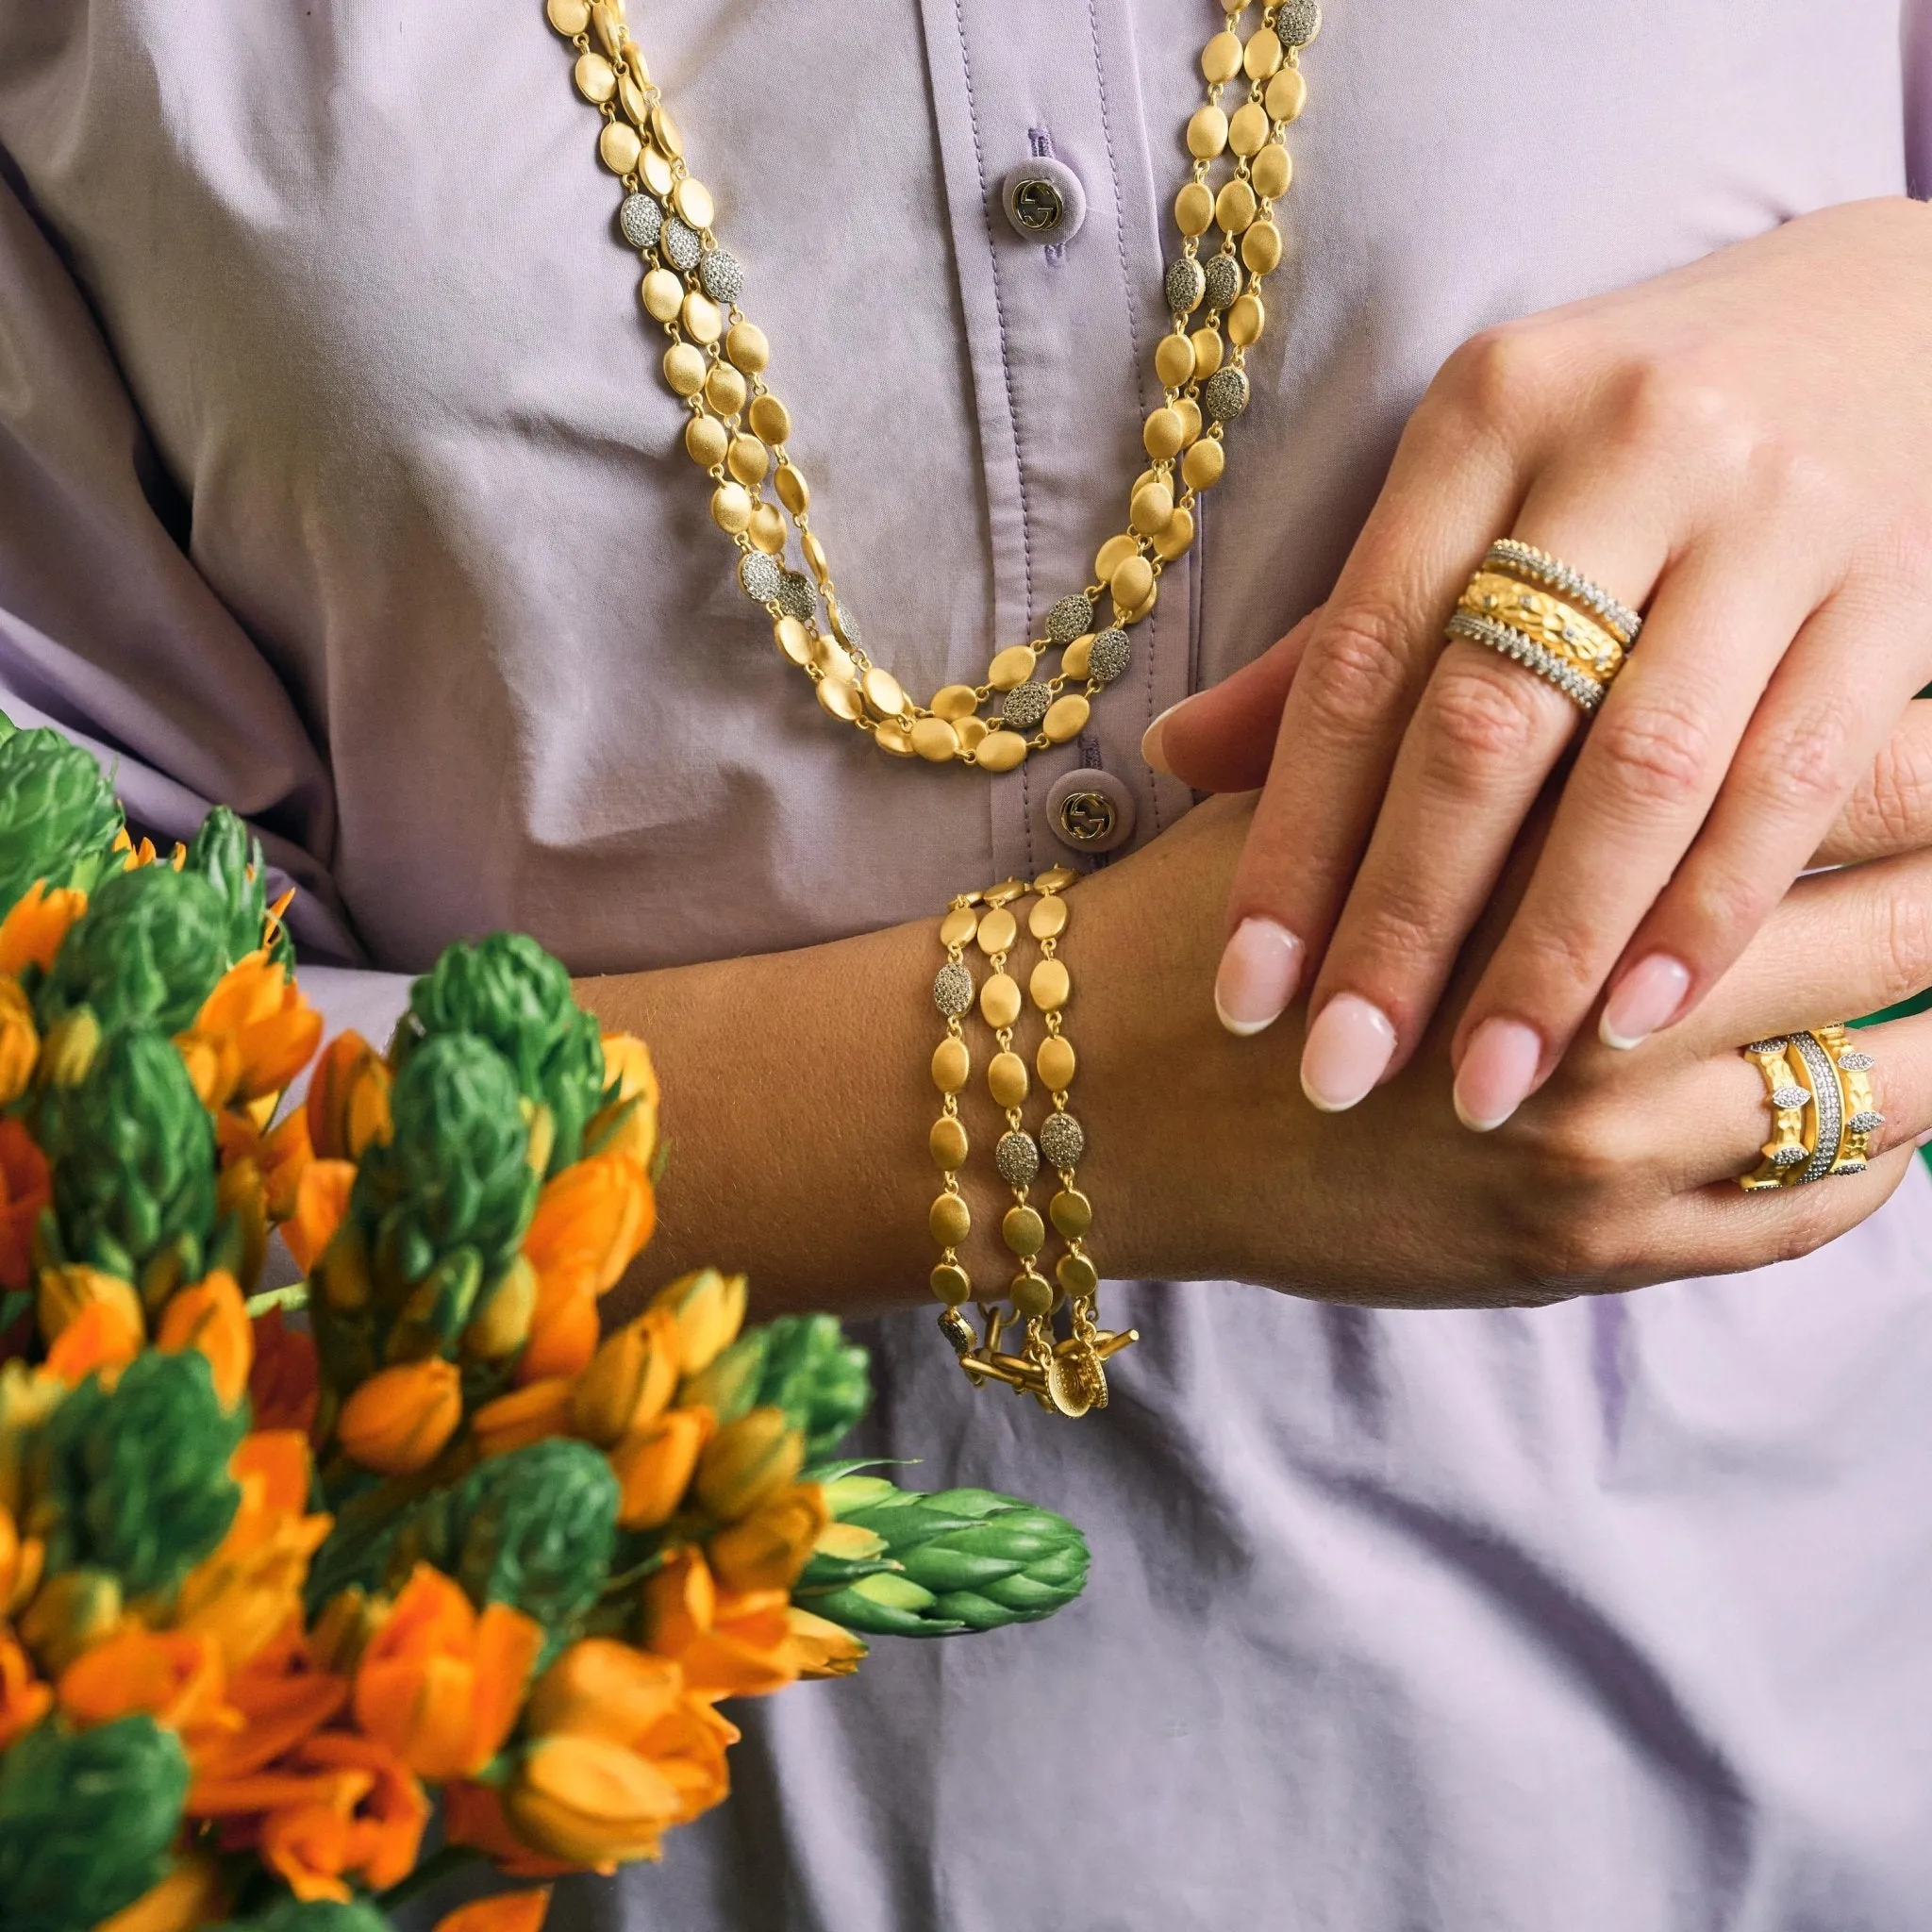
<box><xmin>660</xmin><ymin>215</ymin><xmax>702</xmax><ymax>270</ymax></box>
<box><xmin>1045</xmin><ymin>593</ymin><xmax>1095</xmax><ymax>645</ymax></box>
<box><xmin>1087</xmin><ymin>627</ymin><xmax>1132</xmax><ymax>686</ymax></box>
<box><xmin>831</xmin><ymin>602</ymin><xmax>862</xmax><ymax>649</ymax></box>
<box><xmin>933</xmin><ymin>962</ymin><xmax>974</xmax><ymax>1017</ymax></box>
<box><xmin>1840</xmin><ymin>1051</ymin><xmax>1875</xmax><ymax>1072</ymax></box>
<box><xmin>1848</xmin><ymin>1110</ymin><xmax>1886</xmax><ymax>1136</ymax></box>
<box><xmin>776</xmin><ymin>571</ymin><xmax>816</xmax><ymax>621</ymax></box>
<box><xmin>995</xmin><ymin>1130</ymin><xmax>1041</xmax><ymax>1188</ymax></box>
<box><xmin>1837</xmin><ymin>1159</ymin><xmax>1869</xmax><ymax>1175</ymax></box>
<box><xmin>1274</xmin><ymin>0</ymin><xmax>1322</xmax><ymax>45</ymax></box>
<box><xmin>1744</xmin><ymin>1038</ymin><xmax>1790</xmax><ymax>1057</ymax></box>
<box><xmin>1770</xmin><ymin>1087</ymin><xmax>1810</xmax><ymax>1112</ymax></box>
<box><xmin>1039</xmin><ymin>1111</ymin><xmax>1086</xmax><ymax>1169</ymax></box>
<box><xmin>1772</xmin><ymin>1145</ymin><xmax>1808</xmax><ymax>1169</ymax></box>
<box><xmin>1001</xmin><ymin>681</ymin><xmax>1053</xmax><ymax>732</ymax></box>
<box><xmin>619</xmin><ymin>192</ymin><xmax>664</xmax><ymax>251</ymax></box>
<box><xmin>739</xmin><ymin>552</ymin><xmax>784</xmax><ymax>604</ymax></box>
<box><xmin>1202</xmin><ymin>365</ymin><xmax>1250</xmax><ymax>423</ymax></box>
<box><xmin>1202</xmin><ymin>252</ymin><xmax>1241</xmax><ymax>312</ymax></box>
<box><xmin>1165</xmin><ymin>257</ymin><xmax>1206</xmax><ymax>314</ymax></box>
<box><xmin>698</xmin><ymin>248</ymin><xmax>744</xmax><ymax>303</ymax></box>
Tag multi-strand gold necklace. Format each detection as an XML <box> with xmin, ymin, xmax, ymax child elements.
<box><xmin>543</xmin><ymin>0</ymin><xmax>1319</xmax><ymax>769</ymax></box>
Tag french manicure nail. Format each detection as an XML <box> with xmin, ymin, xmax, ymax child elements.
<box><xmin>1214</xmin><ymin>918</ymin><xmax>1306</xmax><ymax>1036</ymax></box>
<box><xmin>1454</xmin><ymin>1018</ymin><xmax>1544</xmax><ymax>1131</ymax></box>
<box><xmin>1600</xmin><ymin>954</ymin><xmax>1693</xmax><ymax>1051</ymax></box>
<box><xmin>1141</xmin><ymin>699</ymin><xmax>1191</xmax><ymax>775</ymax></box>
<box><xmin>1300</xmin><ymin>993</ymin><xmax>1398</xmax><ymax>1111</ymax></box>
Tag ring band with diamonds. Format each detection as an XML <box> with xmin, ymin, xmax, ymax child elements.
<box><xmin>1739</xmin><ymin>1036</ymin><xmax>1812</xmax><ymax>1191</ymax></box>
<box><xmin>1737</xmin><ymin>1027</ymin><xmax>1879</xmax><ymax>1191</ymax></box>
<box><xmin>1484</xmin><ymin>539</ymin><xmax>1643</xmax><ymax>647</ymax></box>
<box><xmin>1816</xmin><ymin>1024</ymin><xmax>1883</xmax><ymax>1174</ymax></box>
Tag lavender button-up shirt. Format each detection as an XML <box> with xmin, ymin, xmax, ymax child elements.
<box><xmin>5</xmin><ymin>3</ymin><xmax>1932</xmax><ymax>1924</ymax></box>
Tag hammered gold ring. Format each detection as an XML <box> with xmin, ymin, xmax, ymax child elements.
<box><xmin>1737</xmin><ymin>1027</ymin><xmax>1883</xmax><ymax>1191</ymax></box>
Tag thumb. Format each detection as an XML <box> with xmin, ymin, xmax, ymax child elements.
<box><xmin>1141</xmin><ymin>605</ymin><xmax>1324</xmax><ymax>791</ymax></box>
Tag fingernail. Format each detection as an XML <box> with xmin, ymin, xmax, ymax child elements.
<box><xmin>1300</xmin><ymin>993</ymin><xmax>1398</xmax><ymax>1111</ymax></box>
<box><xmin>1454</xmin><ymin>1018</ymin><xmax>1544</xmax><ymax>1131</ymax></box>
<box><xmin>1600</xmin><ymin>954</ymin><xmax>1693</xmax><ymax>1051</ymax></box>
<box><xmin>1141</xmin><ymin>700</ymin><xmax>1191</xmax><ymax>776</ymax></box>
<box><xmin>1214</xmin><ymin>918</ymin><xmax>1305</xmax><ymax>1036</ymax></box>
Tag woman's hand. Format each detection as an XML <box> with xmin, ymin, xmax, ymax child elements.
<box><xmin>1146</xmin><ymin>198</ymin><xmax>1932</xmax><ymax>1133</ymax></box>
<box><xmin>1075</xmin><ymin>782</ymin><xmax>1932</xmax><ymax>1305</ymax></box>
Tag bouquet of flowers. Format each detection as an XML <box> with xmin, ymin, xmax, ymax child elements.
<box><xmin>0</xmin><ymin>715</ymin><xmax>1089</xmax><ymax>1932</ymax></box>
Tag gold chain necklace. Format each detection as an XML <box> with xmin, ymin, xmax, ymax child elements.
<box><xmin>544</xmin><ymin>0</ymin><xmax>1319</xmax><ymax>770</ymax></box>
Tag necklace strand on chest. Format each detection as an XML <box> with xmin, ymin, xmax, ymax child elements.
<box><xmin>545</xmin><ymin>0</ymin><xmax>1320</xmax><ymax>770</ymax></box>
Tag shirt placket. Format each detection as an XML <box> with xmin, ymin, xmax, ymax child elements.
<box><xmin>919</xmin><ymin>0</ymin><xmax>1198</xmax><ymax>883</ymax></box>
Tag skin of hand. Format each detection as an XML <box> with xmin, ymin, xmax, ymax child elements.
<box><xmin>1144</xmin><ymin>197</ymin><xmax>1932</xmax><ymax>1136</ymax></box>
<box><xmin>581</xmin><ymin>745</ymin><xmax>1932</xmax><ymax>1319</ymax></box>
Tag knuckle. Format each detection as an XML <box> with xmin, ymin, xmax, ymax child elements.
<box><xmin>1845</xmin><ymin>732</ymin><xmax>1932</xmax><ymax>853</ymax></box>
<box><xmin>1864</xmin><ymin>883</ymin><xmax>1932</xmax><ymax>1009</ymax></box>
<box><xmin>1606</xmin><ymin>353</ymin><xmax>1738</xmax><ymax>456</ymax></box>
<box><xmin>1302</xmin><ymin>605</ymin><xmax>1417</xmax><ymax>741</ymax></box>
<box><xmin>1421</xmin><ymin>658</ymin><xmax>1556</xmax><ymax>788</ymax></box>
<box><xmin>1433</xmin><ymin>323</ymin><xmax>1556</xmax><ymax>429</ymax></box>
<box><xmin>1591</xmin><ymin>693</ymin><xmax>1717</xmax><ymax>813</ymax></box>
<box><xmin>1745</xmin><ymin>698</ymin><xmax>1857</xmax><ymax>819</ymax></box>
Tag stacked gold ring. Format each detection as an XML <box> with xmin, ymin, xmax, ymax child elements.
<box><xmin>1445</xmin><ymin>541</ymin><xmax>1641</xmax><ymax>714</ymax></box>
<box><xmin>1738</xmin><ymin>1027</ymin><xmax>1883</xmax><ymax>1191</ymax></box>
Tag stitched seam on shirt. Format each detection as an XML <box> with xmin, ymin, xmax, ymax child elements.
<box><xmin>955</xmin><ymin>0</ymin><xmax>1036</xmax><ymax>624</ymax></box>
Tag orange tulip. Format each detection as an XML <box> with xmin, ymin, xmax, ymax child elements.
<box><xmin>172</xmin><ymin>1432</ymin><xmax>332</xmax><ymax>1672</ymax></box>
<box><xmin>306</xmin><ymin>1031</ymin><xmax>392</xmax><ymax>1161</ymax></box>
<box><xmin>57</xmin><ymin>1624</ymin><xmax>242</xmax><ymax>1770</ymax></box>
<box><xmin>782</xmin><ymin>1607</ymin><xmax>867</xmax><ymax>1681</ymax></box>
<box><xmin>523</xmin><ymin>1154</ymin><xmax>656</xmax><ymax>1306</ymax></box>
<box><xmin>515</xmin><ymin>1276</ymin><xmax>599</xmax><ymax>1386</ymax></box>
<box><xmin>258</xmin><ymin>1107</ymin><xmax>313</xmax><ymax>1224</ymax></box>
<box><xmin>432</xmin><ymin>1891</ymin><xmax>553</xmax><ymax>1932</ymax></box>
<box><xmin>0</xmin><ymin>976</ymin><xmax>37</xmax><ymax>1111</ymax></box>
<box><xmin>37</xmin><ymin>1263</ymin><xmax>142</xmax><ymax>1351</ymax></box>
<box><xmin>0</xmin><ymin>879</ymin><xmax>86</xmax><ymax>975</ymax></box>
<box><xmin>337</xmin><ymin>1357</ymin><xmax>462</xmax><ymax>1474</ymax></box>
<box><xmin>572</xmin><ymin>1308</ymin><xmax>679</xmax><ymax>1447</ymax></box>
<box><xmin>176</xmin><ymin>954</ymin><xmax>325</xmax><ymax>1110</ymax></box>
<box><xmin>472</xmin><ymin>1377</ymin><xmax>576</xmax><ymax>1460</ymax></box>
<box><xmin>0</xmin><ymin>1117</ymin><xmax>49</xmax><ymax>1293</ymax></box>
<box><xmin>0</xmin><ymin>1630</ymin><xmax>51</xmax><ymax>1749</ymax></box>
<box><xmin>641</xmin><ymin>1547</ymin><xmax>800</xmax><ymax>1701</ymax></box>
<box><xmin>692</xmin><ymin>1407</ymin><xmax>804</xmax><ymax>1523</ymax></box>
<box><xmin>353</xmin><ymin>1563</ymin><xmax>544</xmax><ymax>1781</ymax></box>
<box><xmin>157</xmin><ymin>1272</ymin><xmax>253</xmax><ymax>1408</ymax></box>
<box><xmin>247</xmin><ymin>1307</ymin><xmax>320</xmax><ymax>1436</ymax></box>
<box><xmin>191</xmin><ymin>1624</ymin><xmax>349</xmax><ymax>1783</ymax></box>
<box><xmin>0</xmin><ymin>1504</ymin><xmax>43</xmax><ymax>1618</ymax></box>
<box><xmin>443</xmin><ymin>1779</ymin><xmax>588</xmax><ymax>1878</ymax></box>
<box><xmin>282</xmin><ymin>1158</ymin><xmax>356</xmax><ymax>1276</ymax></box>
<box><xmin>608</xmin><ymin>1407</ymin><xmax>712</xmax><ymax>1531</ymax></box>
<box><xmin>91</xmin><ymin>1854</ymin><xmax>225</xmax><ymax>1932</ymax></box>
<box><xmin>706</xmin><ymin>1483</ymin><xmax>829</xmax><ymax>1594</ymax></box>
<box><xmin>649</xmin><ymin>1270</ymin><xmax>746</xmax><ymax>1377</ymax></box>
<box><xmin>502</xmin><ymin>1734</ymin><xmax>686</xmax><ymax>1872</ymax></box>
<box><xmin>588</xmin><ymin>1034</ymin><xmax>658</xmax><ymax>1169</ymax></box>
<box><xmin>43</xmin><ymin>1292</ymin><xmax>144</xmax><ymax>1385</ymax></box>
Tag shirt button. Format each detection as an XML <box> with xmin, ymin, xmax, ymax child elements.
<box><xmin>1045</xmin><ymin>769</ymin><xmax>1136</xmax><ymax>855</ymax></box>
<box><xmin>1001</xmin><ymin>158</ymin><xmax>1086</xmax><ymax>243</ymax></box>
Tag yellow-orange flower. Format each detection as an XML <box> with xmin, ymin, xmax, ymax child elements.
<box><xmin>515</xmin><ymin>1278</ymin><xmax>599</xmax><ymax>1387</ymax></box>
<box><xmin>0</xmin><ymin>1117</ymin><xmax>49</xmax><ymax>1293</ymax></box>
<box><xmin>37</xmin><ymin>1263</ymin><xmax>142</xmax><ymax>1350</ymax></box>
<box><xmin>213</xmin><ymin>1158</ymin><xmax>269</xmax><ymax>1302</ymax></box>
<box><xmin>247</xmin><ymin>1307</ymin><xmax>320</xmax><ymax>1437</ymax></box>
<box><xmin>523</xmin><ymin>1154</ymin><xmax>655</xmax><ymax>1307</ymax></box>
<box><xmin>282</xmin><ymin>1158</ymin><xmax>356</xmax><ymax>1276</ymax></box>
<box><xmin>17</xmin><ymin>1567</ymin><xmax>123</xmax><ymax>1674</ymax></box>
<box><xmin>587</xmin><ymin>1033</ymin><xmax>658</xmax><ymax>1169</ymax></box>
<box><xmin>175</xmin><ymin>954</ymin><xmax>324</xmax><ymax>1111</ymax></box>
<box><xmin>0</xmin><ymin>974</ymin><xmax>38</xmax><ymax>1109</ymax></box>
<box><xmin>156</xmin><ymin>1272</ymin><xmax>253</xmax><ymax>1408</ymax></box>
<box><xmin>43</xmin><ymin>1293</ymin><xmax>144</xmax><ymax>1385</ymax></box>
<box><xmin>258</xmin><ymin>1107</ymin><xmax>312</xmax><ymax>1224</ymax></box>
<box><xmin>337</xmin><ymin>1358</ymin><xmax>462</xmax><ymax>1475</ymax></box>
<box><xmin>502</xmin><ymin>1735</ymin><xmax>687</xmax><ymax>1873</ymax></box>
<box><xmin>692</xmin><ymin>1407</ymin><xmax>804</xmax><ymax>1523</ymax></box>
<box><xmin>190</xmin><ymin>1623</ymin><xmax>349</xmax><ymax>1784</ymax></box>
<box><xmin>57</xmin><ymin>1624</ymin><xmax>242</xmax><ymax>1770</ymax></box>
<box><xmin>0</xmin><ymin>1630</ymin><xmax>51</xmax><ymax>1749</ymax></box>
<box><xmin>608</xmin><ymin>1407</ymin><xmax>712</xmax><ymax>1532</ymax></box>
<box><xmin>443</xmin><ymin>1779</ymin><xmax>587</xmax><ymax>1879</ymax></box>
<box><xmin>641</xmin><ymin>1547</ymin><xmax>800</xmax><ymax>1701</ymax></box>
<box><xmin>305</xmin><ymin>1031</ymin><xmax>392</xmax><ymax>1161</ymax></box>
<box><xmin>782</xmin><ymin>1607</ymin><xmax>867</xmax><ymax>1681</ymax></box>
<box><xmin>432</xmin><ymin>1891</ymin><xmax>554</xmax><ymax>1932</ymax></box>
<box><xmin>461</xmin><ymin>1255</ymin><xmax>538</xmax><ymax>1363</ymax></box>
<box><xmin>472</xmin><ymin>1377</ymin><xmax>577</xmax><ymax>1460</ymax></box>
<box><xmin>572</xmin><ymin>1308</ymin><xmax>679</xmax><ymax>1448</ymax></box>
<box><xmin>649</xmin><ymin>1270</ymin><xmax>746</xmax><ymax>1378</ymax></box>
<box><xmin>0</xmin><ymin>1504</ymin><xmax>43</xmax><ymax>1619</ymax></box>
<box><xmin>706</xmin><ymin>1483</ymin><xmax>829</xmax><ymax>1594</ymax></box>
<box><xmin>91</xmin><ymin>1854</ymin><xmax>225</xmax><ymax>1932</ymax></box>
<box><xmin>0</xmin><ymin>879</ymin><xmax>86</xmax><ymax>976</ymax></box>
<box><xmin>352</xmin><ymin>1563</ymin><xmax>544</xmax><ymax>1781</ymax></box>
<box><xmin>172</xmin><ymin>1431</ymin><xmax>333</xmax><ymax>1673</ymax></box>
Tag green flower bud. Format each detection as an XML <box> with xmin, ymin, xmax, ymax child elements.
<box><xmin>798</xmin><ymin>1484</ymin><xmax>1089</xmax><ymax>1636</ymax></box>
<box><xmin>0</xmin><ymin>724</ymin><xmax>125</xmax><ymax>914</ymax></box>
<box><xmin>182</xmin><ymin>804</ymin><xmax>293</xmax><ymax>971</ymax></box>
<box><xmin>0</xmin><ymin>1713</ymin><xmax>190</xmax><ymax>1932</ymax></box>
<box><xmin>394</xmin><ymin>934</ymin><xmax>604</xmax><ymax>1174</ymax></box>
<box><xmin>750</xmin><ymin>1313</ymin><xmax>872</xmax><ymax>1458</ymax></box>
<box><xmin>36</xmin><ymin>863</ymin><xmax>232</xmax><ymax>1037</ymax></box>
<box><xmin>29</xmin><ymin>1348</ymin><xmax>244</xmax><ymax>1600</ymax></box>
<box><xmin>36</xmin><ymin>1024</ymin><xmax>218</xmax><ymax>1292</ymax></box>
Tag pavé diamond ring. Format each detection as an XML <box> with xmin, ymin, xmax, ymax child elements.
<box><xmin>1737</xmin><ymin>1026</ymin><xmax>1881</xmax><ymax>1191</ymax></box>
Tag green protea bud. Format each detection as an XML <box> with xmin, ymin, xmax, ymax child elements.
<box><xmin>35</xmin><ymin>863</ymin><xmax>230</xmax><ymax>1036</ymax></box>
<box><xmin>796</xmin><ymin>1483</ymin><xmax>1089</xmax><ymax>1636</ymax></box>
<box><xmin>346</xmin><ymin>1032</ymin><xmax>538</xmax><ymax>1335</ymax></box>
<box><xmin>182</xmin><ymin>804</ymin><xmax>292</xmax><ymax>971</ymax></box>
<box><xmin>28</xmin><ymin>1349</ymin><xmax>244</xmax><ymax>1600</ymax></box>
<box><xmin>751</xmin><ymin>1313</ymin><xmax>872</xmax><ymax>1458</ymax></box>
<box><xmin>393</xmin><ymin>934</ymin><xmax>604</xmax><ymax>1174</ymax></box>
<box><xmin>233</xmin><ymin>1901</ymin><xmax>393</xmax><ymax>1932</ymax></box>
<box><xmin>0</xmin><ymin>1714</ymin><xmax>190</xmax><ymax>1932</ymax></box>
<box><xmin>386</xmin><ymin>1437</ymin><xmax>618</xmax><ymax>1667</ymax></box>
<box><xmin>35</xmin><ymin>1024</ymin><xmax>218</xmax><ymax>1292</ymax></box>
<box><xmin>0</xmin><ymin>724</ymin><xmax>125</xmax><ymax>913</ymax></box>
